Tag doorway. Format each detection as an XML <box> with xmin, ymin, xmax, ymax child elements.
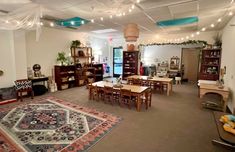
<box><xmin>181</xmin><ymin>48</ymin><xmax>200</xmax><ymax>82</ymax></box>
<box><xmin>113</xmin><ymin>47</ymin><xmax>123</xmax><ymax>77</ymax></box>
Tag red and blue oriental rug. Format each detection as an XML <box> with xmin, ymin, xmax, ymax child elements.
<box><xmin>0</xmin><ymin>97</ymin><xmax>121</xmax><ymax>152</ymax></box>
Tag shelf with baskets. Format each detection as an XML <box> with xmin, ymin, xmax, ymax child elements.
<box><xmin>199</xmin><ymin>48</ymin><xmax>221</xmax><ymax>81</ymax></box>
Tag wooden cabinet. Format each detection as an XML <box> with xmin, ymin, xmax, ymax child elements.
<box><xmin>55</xmin><ymin>64</ymin><xmax>103</xmax><ymax>90</ymax></box>
<box><xmin>92</xmin><ymin>64</ymin><xmax>103</xmax><ymax>82</ymax></box>
<box><xmin>123</xmin><ymin>51</ymin><xmax>139</xmax><ymax>79</ymax></box>
<box><xmin>199</xmin><ymin>49</ymin><xmax>221</xmax><ymax>81</ymax></box>
<box><xmin>54</xmin><ymin>65</ymin><xmax>76</xmax><ymax>90</ymax></box>
<box><xmin>71</xmin><ymin>47</ymin><xmax>92</xmax><ymax>64</ymax></box>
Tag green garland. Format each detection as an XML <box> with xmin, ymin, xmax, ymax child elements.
<box><xmin>139</xmin><ymin>40</ymin><xmax>207</xmax><ymax>47</ymax></box>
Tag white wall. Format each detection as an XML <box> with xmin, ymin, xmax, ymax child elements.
<box><xmin>0</xmin><ymin>30</ymin><xmax>15</xmax><ymax>88</ymax></box>
<box><xmin>26</xmin><ymin>27</ymin><xmax>110</xmax><ymax>76</ymax></box>
<box><xmin>14</xmin><ymin>30</ymin><xmax>27</xmax><ymax>79</ymax></box>
<box><xmin>221</xmin><ymin>16</ymin><xmax>235</xmax><ymax>113</ymax></box>
<box><xmin>0</xmin><ymin>30</ymin><xmax>27</xmax><ymax>88</ymax></box>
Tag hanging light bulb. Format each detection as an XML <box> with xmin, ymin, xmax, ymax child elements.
<box><xmin>229</xmin><ymin>12</ymin><xmax>233</xmax><ymax>16</ymax></box>
<box><xmin>217</xmin><ymin>18</ymin><xmax>222</xmax><ymax>22</ymax></box>
<box><xmin>181</xmin><ymin>37</ymin><xmax>184</xmax><ymax>40</ymax></box>
<box><xmin>129</xmin><ymin>9</ymin><xmax>132</xmax><ymax>13</ymax></box>
<box><xmin>201</xmin><ymin>27</ymin><xmax>206</xmax><ymax>31</ymax></box>
<box><xmin>100</xmin><ymin>17</ymin><xmax>104</xmax><ymax>21</ymax></box>
<box><xmin>91</xmin><ymin>19</ymin><xmax>94</xmax><ymax>23</ymax></box>
<box><xmin>210</xmin><ymin>24</ymin><xmax>215</xmax><ymax>28</ymax></box>
<box><xmin>16</xmin><ymin>21</ymin><xmax>20</xmax><ymax>25</ymax></box>
<box><xmin>196</xmin><ymin>31</ymin><xmax>200</xmax><ymax>35</ymax></box>
<box><xmin>71</xmin><ymin>21</ymin><xmax>75</xmax><ymax>25</ymax></box>
<box><xmin>5</xmin><ymin>20</ymin><xmax>9</xmax><ymax>23</ymax></box>
<box><xmin>137</xmin><ymin>0</ymin><xmax>140</xmax><ymax>3</ymax></box>
<box><xmin>186</xmin><ymin>36</ymin><xmax>189</xmax><ymax>39</ymax></box>
<box><xmin>132</xmin><ymin>4</ymin><xmax>135</xmax><ymax>9</ymax></box>
<box><xmin>27</xmin><ymin>22</ymin><xmax>32</xmax><ymax>26</ymax></box>
<box><xmin>50</xmin><ymin>22</ymin><xmax>54</xmax><ymax>27</ymax></box>
<box><xmin>191</xmin><ymin>34</ymin><xmax>194</xmax><ymax>37</ymax></box>
<box><xmin>123</xmin><ymin>12</ymin><xmax>126</xmax><ymax>16</ymax></box>
<box><xmin>110</xmin><ymin>15</ymin><xmax>113</xmax><ymax>19</ymax></box>
<box><xmin>40</xmin><ymin>22</ymin><xmax>43</xmax><ymax>26</ymax></box>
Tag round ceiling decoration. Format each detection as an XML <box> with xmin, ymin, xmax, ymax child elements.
<box><xmin>124</xmin><ymin>23</ymin><xmax>139</xmax><ymax>42</ymax></box>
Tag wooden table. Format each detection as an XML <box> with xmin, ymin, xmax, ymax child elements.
<box><xmin>90</xmin><ymin>81</ymin><xmax>149</xmax><ymax>112</ymax></box>
<box><xmin>127</xmin><ymin>75</ymin><xmax>173</xmax><ymax>96</ymax></box>
<box><xmin>199</xmin><ymin>84</ymin><xmax>229</xmax><ymax>112</ymax></box>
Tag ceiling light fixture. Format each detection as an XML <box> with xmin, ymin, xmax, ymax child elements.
<box><xmin>217</xmin><ymin>18</ymin><xmax>222</xmax><ymax>22</ymax></box>
<box><xmin>210</xmin><ymin>24</ymin><xmax>215</xmax><ymax>28</ymax></box>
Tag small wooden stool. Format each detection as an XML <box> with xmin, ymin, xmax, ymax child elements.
<box><xmin>175</xmin><ymin>77</ymin><xmax>181</xmax><ymax>85</ymax></box>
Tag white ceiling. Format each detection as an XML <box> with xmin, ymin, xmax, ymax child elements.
<box><xmin>0</xmin><ymin>0</ymin><xmax>235</xmax><ymax>39</ymax></box>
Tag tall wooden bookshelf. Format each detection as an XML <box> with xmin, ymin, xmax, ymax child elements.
<box><xmin>199</xmin><ymin>48</ymin><xmax>221</xmax><ymax>81</ymax></box>
<box><xmin>122</xmin><ymin>51</ymin><xmax>139</xmax><ymax>79</ymax></box>
<box><xmin>70</xmin><ymin>47</ymin><xmax>92</xmax><ymax>65</ymax></box>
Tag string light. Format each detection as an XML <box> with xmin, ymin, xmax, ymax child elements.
<box><xmin>217</xmin><ymin>18</ymin><xmax>222</xmax><ymax>22</ymax></box>
<box><xmin>50</xmin><ymin>22</ymin><xmax>54</xmax><ymax>27</ymax></box>
<box><xmin>137</xmin><ymin>0</ymin><xmax>140</xmax><ymax>3</ymax></box>
<box><xmin>191</xmin><ymin>34</ymin><xmax>194</xmax><ymax>37</ymax></box>
<box><xmin>91</xmin><ymin>19</ymin><xmax>94</xmax><ymax>23</ymax></box>
<box><xmin>40</xmin><ymin>22</ymin><xmax>43</xmax><ymax>26</ymax></box>
<box><xmin>201</xmin><ymin>27</ymin><xmax>206</xmax><ymax>31</ymax></box>
<box><xmin>129</xmin><ymin>9</ymin><xmax>132</xmax><ymax>12</ymax></box>
<box><xmin>71</xmin><ymin>21</ymin><xmax>75</xmax><ymax>25</ymax></box>
<box><xmin>229</xmin><ymin>11</ymin><xmax>233</xmax><ymax>16</ymax></box>
<box><xmin>110</xmin><ymin>15</ymin><xmax>113</xmax><ymax>19</ymax></box>
<box><xmin>123</xmin><ymin>12</ymin><xmax>126</xmax><ymax>16</ymax></box>
<box><xmin>5</xmin><ymin>20</ymin><xmax>9</xmax><ymax>23</ymax></box>
<box><xmin>100</xmin><ymin>17</ymin><xmax>104</xmax><ymax>21</ymax></box>
<box><xmin>132</xmin><ymin>4</ymin><xmax>135</xmax><ymax>9</ymax></box>
<box><xmin>210</xmin><ymin>24</ymin><xmax>215</xmax><ymax>28</ymax></box>
<box><xmin>196</xmin><ymin>31</ymin><xmax>200</xmax><ymax>35</ymax></box>
<box><xmin>81</xmin><ymin>20</ymin><xmax>85</xmax><ymax>24</ymax></box>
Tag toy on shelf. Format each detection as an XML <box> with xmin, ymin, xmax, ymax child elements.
<box><xmin>220</xmin><ymin>115</ymin><xmax>235</xmax><ymax>135</ymax></box>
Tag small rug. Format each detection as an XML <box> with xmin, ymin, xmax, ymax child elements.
<box><xmin>0</xmin><ymin>97</ymin><xmax>121</xmax><ymax>152</ymax></box>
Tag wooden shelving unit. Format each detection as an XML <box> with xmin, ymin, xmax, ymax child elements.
<box><xmin>92</xmin><ymin>64</ymin><xmax>103</xmax><ymax>82</ymax></box>
<box><xmin>122</xmin><ymin>51</ymin><xmax>139</xmax><ymax>79</ymax></box>
<box><xmin>199</xmin><ymin>48</ymin><xmax>221</xmax><ymax>81</ymax></box>
<box><xmin>71</xmin><ymin>47</ymin><xmax>92</xmax><ymax>64</ymax></box>
<box><xmin>54</xmin><ymin>65</ymin><xmax>76</xmax><ymax>90</ymax></box>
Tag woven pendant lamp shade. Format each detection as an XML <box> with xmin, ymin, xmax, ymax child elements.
<box><xmin>124</xmin><ymin>23</ymin><xmax>139</xmax><ymax>42</ymax></box>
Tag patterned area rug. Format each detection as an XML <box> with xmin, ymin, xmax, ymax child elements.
<box><xmin>0</xmin><ymin>97</ymin><xmax>121</xmax><ymax>152</ymax></box>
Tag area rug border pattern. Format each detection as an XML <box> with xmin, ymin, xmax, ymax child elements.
<box><xmin>0</xmin><ymin>96</ymin><xmax>122</xmax><ymax>152</ymax></box>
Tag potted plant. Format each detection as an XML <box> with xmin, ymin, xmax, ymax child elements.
<box><xmin>213</xmin><ymin>33</ymin><xmax>222</xmax><ymax>48</ymax></box>
<box><xmin>56</xmin><ymin>52</ymin><xmax>67</xmax><ymax>66</ymax></box>
<box><xmin>70</xmin><ymin>40</ymin><xmax>81</xmax><ymax>49</ymax></box>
